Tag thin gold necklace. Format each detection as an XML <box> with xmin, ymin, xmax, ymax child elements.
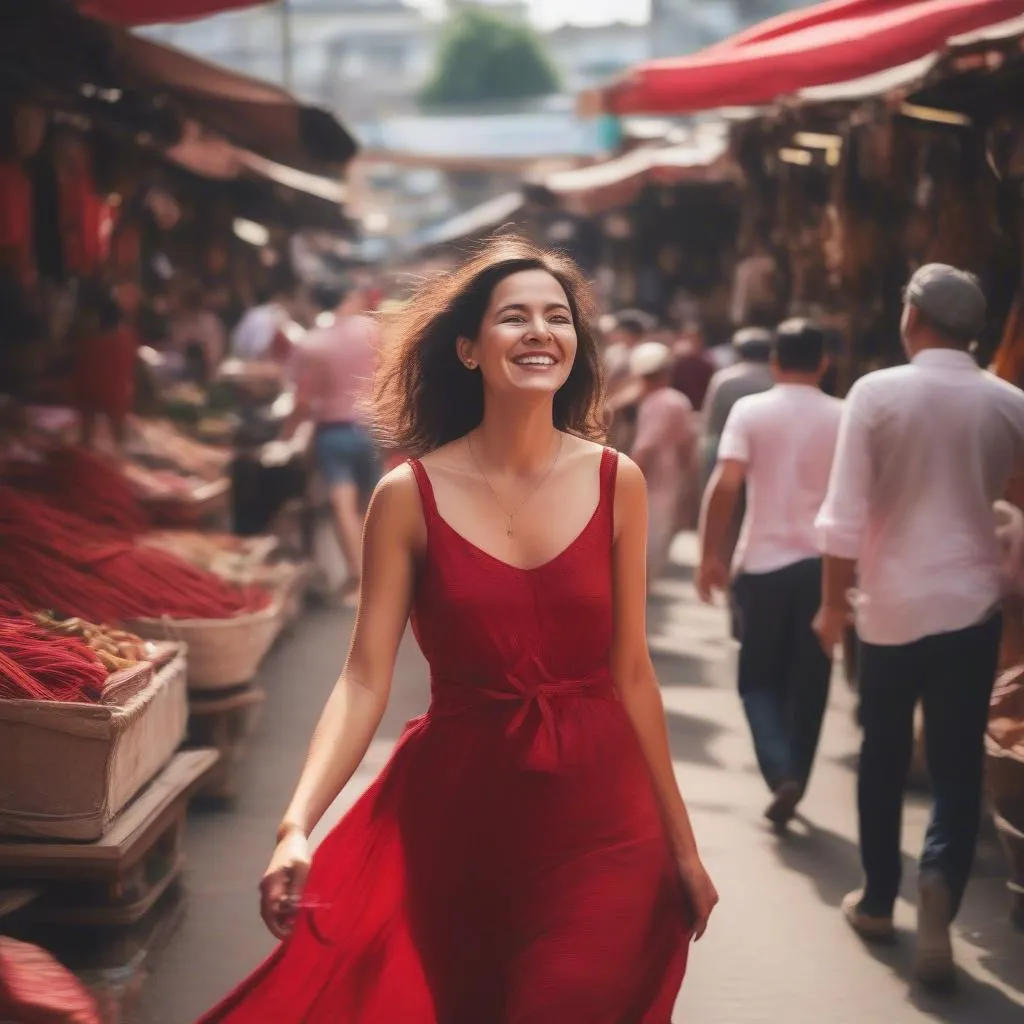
<box><xmin>467</xmin><ymin>431</ymin><xmax>564</xmax><ymax>539</ymax></box>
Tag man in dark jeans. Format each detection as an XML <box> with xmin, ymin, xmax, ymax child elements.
<box><xmin>815</xmin><ymin>264</ymin><xmax>1024</xmax><ymax>990</ymax></box>
<box><xmin>697</xmin><ymin>319</ymin><xmax>842</xmax><ymax>827</ymax></box>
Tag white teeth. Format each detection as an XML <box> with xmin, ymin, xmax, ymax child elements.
<box><xmin>513</xmin><ymin>356</ymin><xmax>555</xmax><ymax>366</ymax></box>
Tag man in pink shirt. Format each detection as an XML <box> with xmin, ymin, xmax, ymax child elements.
<box><xmin>628</xmin><ymin>341</ymin><xmax>695</xmax><ymax>585</ymax></box>
<box><xmin>286</xmin><ymin>283</ymin><xmax>381</xmax><ymax>605</ymax></box>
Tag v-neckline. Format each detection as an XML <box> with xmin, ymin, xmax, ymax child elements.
<box><xmin>415</xmin><ymin>452</ymin><xmax>607</xmax><ymax>573</ymax></box>
<box><xmin>433</xmin><ymin>500</ymin><xmax>602</xmax><ymax>573</ymax></box>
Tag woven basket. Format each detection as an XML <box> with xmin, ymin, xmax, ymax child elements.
<box><xmin>126</xmin><ymin>598</ymin><xmax>282</xmax><ymax>692</ymax></box>
<box><xmin>986</xmin><ymin>735</ymin><xmax>1024</xmax><ymax>834</ymax></box>
<box><xmin>0</xmin><ymin>646</ymin><xmax>188</xmax><ymax>841</ymax></box>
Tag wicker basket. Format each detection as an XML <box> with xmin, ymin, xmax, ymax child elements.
<box><xmin>126</xmin><ymin>598</ymin><xmax>282</xmax><ymax>692</ymax></box>
<box><xmin>0</xmin><ymin>646</ymin><xmax>188</xmax><ymax>841</ymax></box>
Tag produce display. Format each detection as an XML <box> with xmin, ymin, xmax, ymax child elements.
<box><xmin>0</xmin><ymin>614</ymin><xmax>154</xmax><ymax>703</ymax></box>
<box><xmin>5</xmin><ymin>446</ymin><xmax>148</xmax><ymax>535</ymax></box>
<box><xmin>126</xmin><ymin>416</ymin><xmax>232</xmax><ymax>481</ymax></box>
<box><xmin>0</xmin><ymin>487</ymin><xmax>271</xmax><ymax>623</ymax></box>
<box><xmin>139</xmin><ymin>530</ymin><xmax>280</xmax><ymax>583</ymax></box>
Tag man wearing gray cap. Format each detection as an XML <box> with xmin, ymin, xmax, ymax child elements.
<box><xmin>814</xmin><ymin>264</ymin><xmax>1024</xmax><ymax>989</ymax></box>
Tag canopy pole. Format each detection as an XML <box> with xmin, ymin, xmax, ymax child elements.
<box><xmin>280</xmin><ymin>0</ymin><xmax>293</xmax><ymax>92</ymax></box>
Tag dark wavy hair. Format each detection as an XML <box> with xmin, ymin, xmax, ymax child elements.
<box><xmin>371</xmin><ymin>234</ymin><xmax>605</xmax><ymax>456</ymax></box>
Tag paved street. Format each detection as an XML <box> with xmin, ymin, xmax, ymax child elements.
<box><xmin>136</xmin><ymin>535</ymin><xmax>1024</xmax><ymax>1023</ymax></box>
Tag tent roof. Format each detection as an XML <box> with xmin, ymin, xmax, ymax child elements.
<box><xmin>604</xmin><ymin>0</ymin><xmax>1024</xmax><ymax>115</ymax></box>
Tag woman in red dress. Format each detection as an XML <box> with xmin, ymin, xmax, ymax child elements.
<box><xmin>199</xmin><ymin>236</ymin><xmax>717</xmax><ymax>1023</ymax></box>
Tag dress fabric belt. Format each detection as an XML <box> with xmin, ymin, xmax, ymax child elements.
<box><xmin>428</xmin><ymin>654</ymin><xmax>617</xmax><ymax>772</ymax></box>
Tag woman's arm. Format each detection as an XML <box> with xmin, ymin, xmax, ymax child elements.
<box><xmin>279</xmin><ymin>467</ymin><xmax>420</xmax><ymax>836</ymax></box>
<box><xmin>261</xmin><ymin>466</ymin><xmax>421</xmax><ymax>937</ymax></box>
<box><xmin>611</xmin><ymin>455</ymin><xmax>718</xmax><ymax>936</ymax></box>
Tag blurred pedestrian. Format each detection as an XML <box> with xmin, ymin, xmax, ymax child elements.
<box><xmin>700</xmin><ymin>326</ymin><xmax>775</xmax><ymax>564</ymax></box>
<box><xmin>231</xmin><ymin>266</ymin><xmax>299</xmax><ymax>362</ymax></box>
<box><xmin>74</xmin><ymin>278</ymin><xmax>140</xmax><ymax>451</ymax></box>
<box><xmin>169</xmin><ymin>281</ymin><xmax>226</xmax><ymax>384</ymax></box>
<box><xmin>629</xmin><ymin>340</ymin><xmax>695</xmax><ymax>584</ymax></box>
<box><xmin>283</xmin><ymin>281</ymin><xmax>381</xmax><ymax>607</ymax></box>
<box><xmin>603</xmin><ymin>309</ymin><xmax>656</xmax><ymax>452</ymax></box>
<box><xmin>671</xmin><ymin>324</ymin><xmax>716</xmax><ymax>412</ymax></box>
<box><xmin>200</xmin><ymin>235</ymin><xmax>715</xmax><ymax>1023</ymax></box>
<box><xmin>697</xmin><ymin>320</ymin><xmax>841</xmax><ymax>827</ymax></box>
<box><xmin>815</xmin><ymin>264</ymin><xmax>1024</xmax><ymax>989</ymax></box>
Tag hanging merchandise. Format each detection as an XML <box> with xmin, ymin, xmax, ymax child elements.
<box><xmin>53</xmin><ymin>129</ymin><xmax>113</xmax><ymax>278</ymax></box>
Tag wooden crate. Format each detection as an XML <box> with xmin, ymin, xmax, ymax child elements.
<box><xmin>0</xmin><ymin>648</ymin><xmax>189</xmax><ymax>841</ymax></box>
<box><xmin>0</xmin><ymin>749</ymin><xmax>218</xmax><ymax>929</ymax></box>
<box><xmin>187</xmin><ymin>686</ymin><xmax>266</xmax><ymax>801</ymax></box>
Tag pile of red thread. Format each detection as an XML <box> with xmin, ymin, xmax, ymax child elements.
<box><xmin>0</xmin><ymin>617</ymin><xmax>108</xmax><ymax>703</ymax></box>
<box><xmin>0</xmin><ymin>447</ymin><xmax>270</xmax><ymax>623</ymax></box>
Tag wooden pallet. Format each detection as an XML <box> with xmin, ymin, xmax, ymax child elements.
<box><xmin>187</xmin><ymin>686</ymin><xmax>265</xmax><ymax>801</ymax></box>
<box><xmin>0</xmin><ymin>750</ymin><xmax>218</xmax><ymax>929</ymax></box>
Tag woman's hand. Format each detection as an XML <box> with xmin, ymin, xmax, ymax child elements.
<box><xmin>259</xmin><ymin>830</ymin><xmax>312</xmax><ymax>940</ymax></box>
<box><xmin>678</xmin><ymin>855</ymin><xmax>719</xmax><ymax>941</ymax></box>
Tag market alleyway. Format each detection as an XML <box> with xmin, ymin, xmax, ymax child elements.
<box><xmin>136</xmin><ymin>536</ymin><xmax>1024</xmax><ymax>1024</ymax></box>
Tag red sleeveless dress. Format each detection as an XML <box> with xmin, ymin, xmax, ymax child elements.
<box><xmin>199</xmin><ymin>447</ymin><xmax>690</xmax><ymax>1023</ymax></box>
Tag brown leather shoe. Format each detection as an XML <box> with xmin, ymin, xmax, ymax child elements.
<box><xmin>842</xmin><ymin>890</ymin><xmax>896</xmax><ymax>944</ymax></box>
<box><xmin>915</xmin><ymin>870</ymin><xmax>956</xmax><ymax>992</ymax></box>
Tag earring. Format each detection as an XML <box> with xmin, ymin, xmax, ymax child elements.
<box><xmin>464</xmin><ymin>359</ymin><xmax>477</xmax><ymax>369</ymax></box>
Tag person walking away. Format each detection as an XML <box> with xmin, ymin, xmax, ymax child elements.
<box><xmin>169</xmin><ymin>282</ymin><xmax>226</xmax><ymax>384</ymax></box>
<box><xmin>629</xmin><ymin>341</ymin><xmax>695</xmax><ymax>585</ymax></box>
<box><xmin>701</xmin><ymin>327</ymin><xmax>774</xmax><ymax>486</ymax></box>
<box><xmin>74</xmin><ymin>279</ymin><xmax>141</xmax><ymax>452</ymax></box>
<box><xmin>283</xmin><ymin>282</ymin><xmax>381</xmax><ymax>607</ymax></box>
<box><xmin>231</xmin><ymin>267</ymin><xmax>298</xmax><ymax>362</ymax></box>
<box><xmin>697</xmin><ymin>320</ymin><xmax>841</xmax><ymax>827</ymax></box>
<box><xmin>671</xmin><ymin>324</ymin><xmax>715</xmax><ymax>412</ymax></box>
<box><xmin>699</xmin><ymin>326</ymin><xmax>774</xmax><ymax>577</ymax></box>
<box><xmin>198</xmin><ymin>235</ymin><xmax>716</xmax><ymax>1023</ymax></box>
<box><xmin>814</xmin><ymin>264</ymin><xmax>1024</xmax><ymax>990</ymax></box>
<box><xmin>603</xmin><ymin>310</ymin><xmax>657</xmax><ymax>452</ymax></box>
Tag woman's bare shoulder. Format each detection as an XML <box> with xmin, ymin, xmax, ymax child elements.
<box><xmin>366</xmin><ymin>463</ymin><xmax>424</xmax><ymax>534</ymax></box>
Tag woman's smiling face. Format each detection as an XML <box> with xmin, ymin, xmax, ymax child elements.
<box><xmin>458</xmin><ymin>269</ymin><xmax>578</xmax><ymax>400</ymax></box>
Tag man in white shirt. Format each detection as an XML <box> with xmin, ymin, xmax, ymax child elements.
<box><xmin>815</xmin><ymin>264</ymin><xmax>1024</xmax><ymax>990</ymax></box>
<box><xmin>697</xmin><ymin>320</ymin><xmax>842</xmax><ymax>828</ymax></box>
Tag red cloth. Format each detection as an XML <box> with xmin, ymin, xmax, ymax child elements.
<box><xmin>0</xmin><ymin>937</ymin><xmax>101</xmax><ymax>1024</ymax></box>
<box><xmin>0</xmin><ymin>162</ymin><xmax>36</xmax><ymax>287</ymax></box>
<box><xmin>608</xmin><ymin>0</ymin><xmax>1024</xmax><ymax>114</ymax></box>
<box><xmin>74</xmin><ymin>325</ymin><xmax>138</xmax><ymax>416</ymax></box>
<box><xmin>59</xmin><ymin>165</ymin><xmax>112</xmax><ymax>278</ymax></box>
<box><xmin>199</xmin><ymin>447</ymin><xmax>690</xmax><ymax>1023</ymax></box>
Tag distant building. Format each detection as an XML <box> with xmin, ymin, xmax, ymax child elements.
<box><xmin>140</xmin><ymin>0</ymin><xmax>436</xmax><ymax>121</ymax></box>
<box><xmin>648</xmin><ymin>0</ymin><xmax>804</xmax><ymax>59</ymax></box>
<box><xmin>547</xmin><ymin>21</ymin><xmax>652</xmax><ymax>94</ymax></box>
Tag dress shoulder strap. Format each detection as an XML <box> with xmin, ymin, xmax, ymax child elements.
<box><xmin>407</xmin><ymin>458</ymin><xmax>438</xmax><ymax>521</ymax></box>
<box><xmin>599</xmin><ymin>446</ymin><xmax>619</xmax><ymax>507</ymax></box>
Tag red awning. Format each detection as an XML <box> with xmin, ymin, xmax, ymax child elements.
<box><xmin>606</xmin><ymin>0</ymin><xmax>1024</xmax><ymax>115</ymax></box>
<box><xmin>77</xmin><ymin>1</ymin><xmax>265</xmax><ymax>24</ymax></box>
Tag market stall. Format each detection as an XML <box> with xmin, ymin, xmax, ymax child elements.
<box><xmin>0</xmin><ymin>4</ymin><xmax>353</xmax><ymax>1009</ymax></box>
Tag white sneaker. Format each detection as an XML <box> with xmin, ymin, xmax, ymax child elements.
<box><xmin>915</xmin><ymin>870</ymin><xmax>955</xmax><ymax>991</ymax></box>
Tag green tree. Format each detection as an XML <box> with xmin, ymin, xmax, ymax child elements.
<box><xmin>420</xmin><ymin>9</ymin><xmax>561</xmax><ymax>107</ymax></box>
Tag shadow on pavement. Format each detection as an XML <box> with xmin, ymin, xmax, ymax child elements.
<box><xmin>863</xmin><ymin>939</ymin><xmax>1024</xmax><ymax>1024</ymax></box>
<box><xmin>663</xmin><ymin>707</ymin><xmax>727</xmax><ymax>769</ymax></box>
<box><xmin>770</xmin><ymin>818</ymin><xmax>914</xmax><ymax>910</ymax></box>
<box><xmin>772</xmin><ymin>820</ymin><xmax>1024</xmax><ymax>1018</ymax></box>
